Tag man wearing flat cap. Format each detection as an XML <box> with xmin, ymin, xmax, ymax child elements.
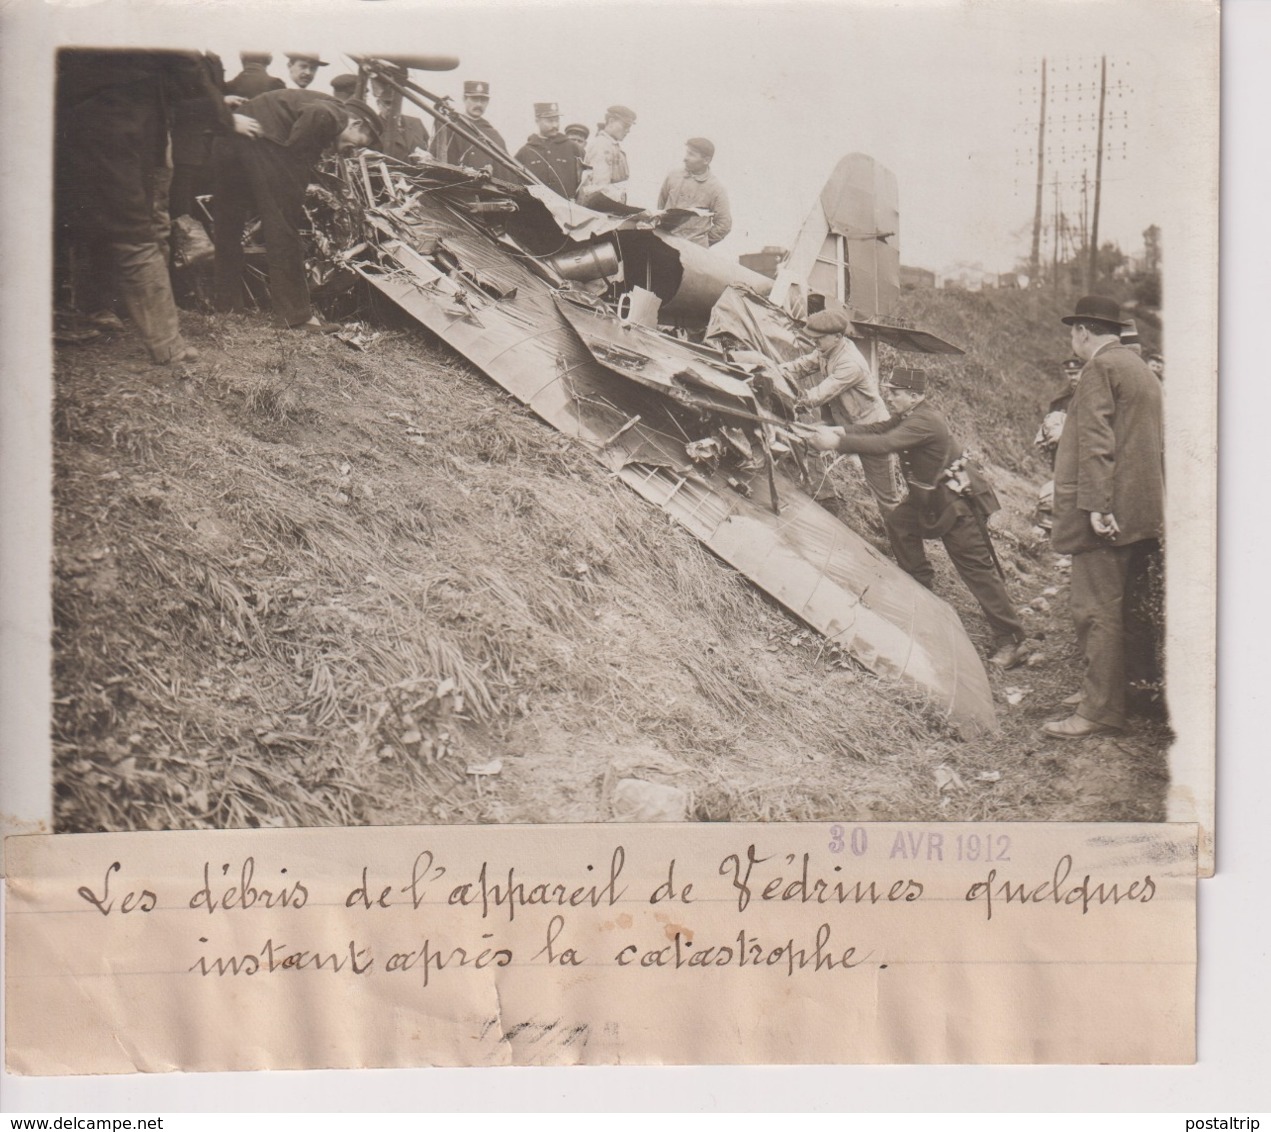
<box><xmin>1043</xmin><ymin>295</ymin><xmax>1164</xmax><ymax>738</ymax></box>
<box><xmin>801</xmin><ymin>368</ymin><xmax>1030</xmax><ymax>669</ymax></box>
<box><xmin>656</xmin><ymin>137</ymin><xmax>732</xmax><ymax>247</ymax></box>
<box><xmin>286</xmin><ymin>53</ymin><xmax>327</xmax><ymax>90</ymax></box>
<box><xmin>431</xmin><ymin>80</ymin><xmax>512</xmax><ymax>179</ymax></box>
<box><xmin>369</xmin><ymin>64</ymin><xmax>430</xmax><ymax>161</ymax></box>
<box><xmin>779</xmin><ymin>309</ymin><xmax>903</xmax><ymax>514</ymax></box>
<box><xmin>330</xmin><ymin>73</ymin><xmax>359</xmax><ymax>102</ymax></box>
<box><xmin>515</xmin><ymin>101</ymin><xmax>582</xmax><ymax>198</ymax></box>
<box><xmin>577</xmin><ymin>105</ymin><xmax>636</xmax><ymax>210</ymax></box>
<box><xmin>225</xmin><ymin>52</ymin><xmax>284</xmax><ymax>100</ymax></box>
<box><xmin>212</xmin><ymin>88</ymin><xmax>381</xmax><ymax>331</ymax></box>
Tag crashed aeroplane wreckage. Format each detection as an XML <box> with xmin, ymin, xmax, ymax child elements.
<box><xmin>295</xmin><ymin>58</ymin><xmax>994</xmax><ymax>735</ymax></box>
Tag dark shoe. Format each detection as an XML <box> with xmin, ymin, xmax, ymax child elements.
<box><xmin>1041</xmin><ymin>714</ymin><xmax>1120</xmax><ymax>740</ymax></box>
<box><xmin>989</xmin><ymin>639</ymin><xmax>1030</xmax><ymax>669</ymax></box>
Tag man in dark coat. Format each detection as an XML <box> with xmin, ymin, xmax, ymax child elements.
<box><xmin>801</xmin><ymin>367</ymin><xmax>1029</xmax><ymax>669</ymax></box>
<box><xmin>212</xmin><ymin>89</ymin><xmax>381</xmax><ymax>329</ymax></box>
<box><xmin>430</xmin><ymin>80</ymin><xmax>513</xmax><ymax>180</ymax></box>
<box><xmin>369</xmin><ymin>67</ymin><xmax>430</xmax><ymax>161</ymax></box>
<box><xmin>515</xmin><ymin>102</ymin><xmax>581</xmax><ymax>198</ymax></box>
<box><xmin>55</xmin><ymin>49</ymin><xmax>232</xmax><ymax>362</ymax></box>
<box><xmin>1044</xmin><ymin>295</ymin><xmax>1165</xmax><ymax>738</ymax></box>
<box><xmin>224</xmin><ymin>52</ymin><xmax>284</xmax><ymax>100</ymax></box>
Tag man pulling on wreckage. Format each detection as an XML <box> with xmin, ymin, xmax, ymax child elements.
<box><xmin>212</xmin><ymin>87</ymin><xmax>382</xmax><ymax>332</ymax></box>
<box><xmin>800</xmin><ymin>367</ymin><xmax>1030</xmax><ymax>670</ymax></box>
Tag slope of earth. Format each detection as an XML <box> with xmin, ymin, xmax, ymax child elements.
<box><xmin>51</xmin><ymin>287</ymin><xmax>1171</xmax><ymax>832</ymax></box>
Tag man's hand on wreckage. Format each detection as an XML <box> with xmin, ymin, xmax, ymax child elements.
<box><xmin>1090</xmin><ymin>511</ymin><xmax>1121</xmax><ymax>539</ymax></box>
<box><xmin>233</xmin><ymin>114</ymin><xmax>263</xmax><ymax>138</ymax></box>
<box><xmin>793</xmin><ymin>423</ymin><xmax>845</xmax><ymax>453</ymax></box>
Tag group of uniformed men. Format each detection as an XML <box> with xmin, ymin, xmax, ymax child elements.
<box><xmin>55</xmin><ymin>48</ymin><xmax>734</xmax><ymax>363</ymax></box>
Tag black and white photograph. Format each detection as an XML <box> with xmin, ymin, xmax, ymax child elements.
<box><xmin>5</xmin><ymin>0</ymin><xmax>1263</xmax><ymax>1113</ymax></box>
<box><xmin>0</xmin><ymin>0</ymin><xmax>1215</xmax><ymax>844</ymax></box>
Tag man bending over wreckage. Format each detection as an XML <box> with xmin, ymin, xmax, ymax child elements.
<box><xmin>800</xmin><ymin>367</ymin><xmax>1030</xmax><ymax>670</ymax></box>
<box><xmin>212</xmin><ymin>89</ymin><xmax>382</xmax><ymax>332</ymax></box>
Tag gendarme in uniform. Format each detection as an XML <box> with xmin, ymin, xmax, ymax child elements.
<box><xmin>811</xmin><ymin>367</ymin><xmax>1027</xmax><ymax>667</ymax></box>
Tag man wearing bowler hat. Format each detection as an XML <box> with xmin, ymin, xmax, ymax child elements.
<box><xmin>577</xmin><ymin>104</ymin><xmax>637</xmax><ymax>209</ymax></box>
<box><xmin>515</xmin><ymin>101</ymin><xmax>581</xmax><ymax>198</ymax></box>
<box><xmin>431</xmin><ymin>80</ymin><xmax>512</xmax><ymax>179</ymax></box>
<box><xmin>656</xmin><ymin>137</ymin><xmax>732</xmax><ymax>247</ymax></box>
<box><xmin>285</xmin><ymin>53</ymin><xmax>326</xmax><ymax>90</ymax></box>
<box><xmin>800</xmin><ymin>367</ymin><xmax>1030</xmax><ymax>669</ymax></box>
<box><xmin>1043</xmin><ymin>295</ymin><xmax>1164</xmax><ymax>737</ymax></box>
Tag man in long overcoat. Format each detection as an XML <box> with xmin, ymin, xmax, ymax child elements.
<box><xmin>1044</xmin><ymin>295</ymin><xmax>1165</xmax><ymax>737</ymax></box>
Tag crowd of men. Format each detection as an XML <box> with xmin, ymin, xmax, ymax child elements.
<box><xmin>54</xmin><ymin>48</ymin><xmax>732</xmax><ymax>363</ymax></box>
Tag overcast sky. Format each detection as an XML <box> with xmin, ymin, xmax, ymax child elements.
<box><xmin>13</xmin><ymin>0</ymin><xmax>1214</xmax><ymax>274</ymax></box>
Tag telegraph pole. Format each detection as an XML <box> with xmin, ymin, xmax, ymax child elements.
<box><xmin>1052</xmin><ymin>174</ymin><xmax>1061</xmax><ymax>291</ymax></box>
<box><xmin>1029</xmin><ymin>58</ymin><xmax>1047</xmax><ymax>286</ymax></box>
<box><xmin>1087</xmin><ymin>54</ymin><xmax>1107</xmax><ymax>290</ymax></box>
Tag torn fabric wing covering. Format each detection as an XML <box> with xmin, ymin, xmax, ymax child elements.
<box><xmin>335</xmin><ymin>159</ymin><xmax>997</xmax><ymax>735</ymax></box>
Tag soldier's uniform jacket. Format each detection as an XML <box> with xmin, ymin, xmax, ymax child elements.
<box><xmin>835</xmin><ymin>401</ymin><xmax>1000</xmax><ymax>538</ymax></box>
<box><xmin>1051</xmin><ymin>342</ymin><xmax>1164</xmax><ymax>555</ymax></box>
<box><xmin>515</xmin><ymin>131</ymin><xmax>582</xmax><ymax>198</ymax></box>
<box><xmin>431</xmin><ymin>116</ymin><xmax>512</xmax><ymax>179</ymax></box>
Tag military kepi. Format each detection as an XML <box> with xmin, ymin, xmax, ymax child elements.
<box><xmin>464</xmin><ymin>80</ymin><xmax>491</xmax><ymax>96</ymax></box>
<box><xmin>885</xmin><ymin>367</ymin><xmax>927</xmax><ymax>393</ymax></box>
<box><xmin>1060</xmin><ymin>294</ymin><xmax>1128</xmax><ymax>329</ymax></box>
<box><xmin>287</xmin><ymin>52</ymin><xmax>328</xmax><ymax>66</ymax></box>
<box><xmin>534</xmin><ymin>102</ymin><xmax>560</xmax><ymax>117</ymax></box>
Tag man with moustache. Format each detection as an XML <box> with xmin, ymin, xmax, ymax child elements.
<box><xmin>430</xmin><ymin>80</ymin><xmax>512</xmax><ymax>180</ymax></box>
<box><xmin>656</xmin><ymin>137</ymin><xmax>732</xmax><ymax>247</ymax></box>
<box><xmin>515</xmin><ymin>101</ymin><xmax>581</xmax><ymax>198</ymax></box>
<box><xmin>285</xmin><ymin>52</ymin><xmax>326</xmax><ymax>90</ymax></box>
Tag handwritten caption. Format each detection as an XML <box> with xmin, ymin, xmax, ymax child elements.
<box><xmin>74</xmin><ymin>836</ymin><xmax>1157</xmax><ymax>987</ymax></box>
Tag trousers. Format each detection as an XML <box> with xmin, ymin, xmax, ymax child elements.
<box><xmin>212</xmin><ymin>135</ymin><xmax>314</xmax><ymax>326</ymax></box>
<box><xmin>1071</xmin><ymin>539</ymin><xmax>1163</xmax><ymax>728</ymax></box>
<box><xmin>884</xmin><ymin>502</ymin><xmax>1024</xmax><ymax>643</ymax></box>
<box><xmin>56</xmin><ymin>78</ymin><xmax>188</xmax><ymax>362</ymax></box>
<box><xmin>858</xmin><ymin>452</ymin><xmax>905</xmax><ymax>510</ymax></box>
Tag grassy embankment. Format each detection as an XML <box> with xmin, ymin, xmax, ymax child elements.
<box><xmin>52</xmin><ymin>285</ymin><xmax>1170</xmax><ymax>832</ymax></box>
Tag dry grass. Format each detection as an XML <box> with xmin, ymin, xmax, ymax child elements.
<box><xmin>52</xmin><ymin>289</ymin><xmax>1171</xmax><ymax>832</ymax></box>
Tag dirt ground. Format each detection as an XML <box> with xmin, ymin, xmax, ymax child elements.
<box><xmin>50</xmin><ymin>291</ymin><xmax>1173</xmax><ymax>833</ymax></box>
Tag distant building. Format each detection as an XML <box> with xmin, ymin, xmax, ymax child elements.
<box><xmin>938</xmin><ymin>264</ymin><xmax>998</xmax><ymax>292</ymax></box>
<box><xmin>738</xmin><ymin>245</ymin><xmax>787</xmax><ymax>279</ymax></box>
<box><xmin>900</xmin><ymin>265</ymin><xmax>936</xmax><ymax>290</ymax></box>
